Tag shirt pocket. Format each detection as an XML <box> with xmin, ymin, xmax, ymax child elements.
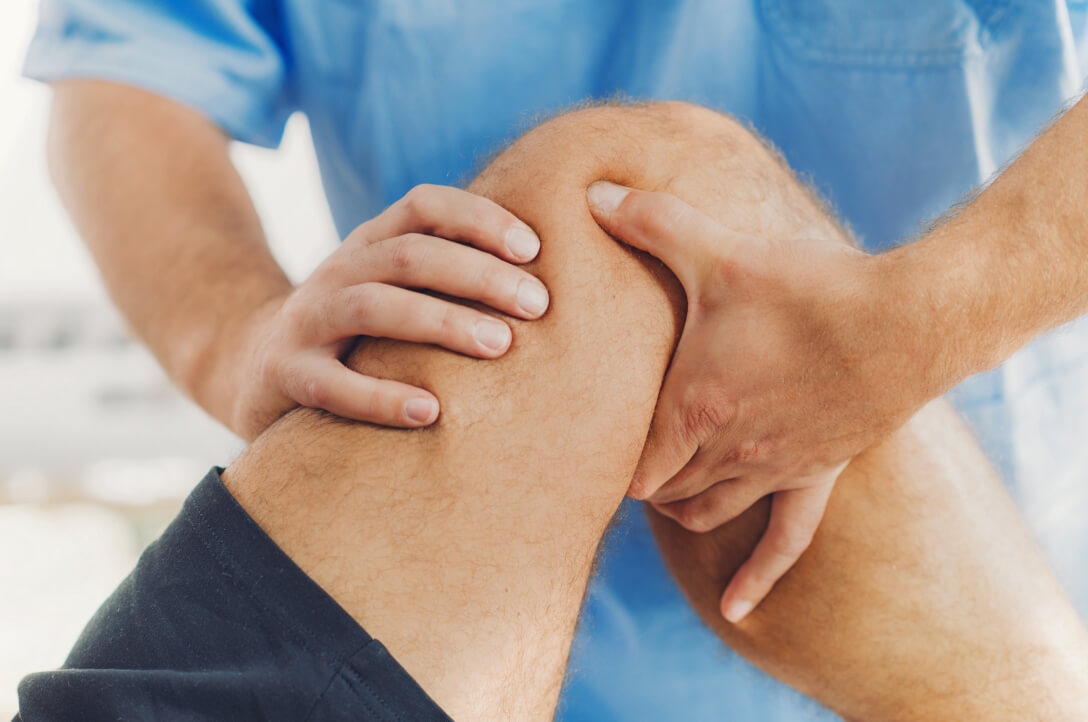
<box><xmin>757</xmin><ymin>0</ymin><xmax>1013</xmax><ymax>68</ymax></box>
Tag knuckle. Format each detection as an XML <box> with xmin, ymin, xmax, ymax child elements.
<box><xmin>436</xmin><ymin>304</ymin><xmax>462</xmax><ymax>338</ymax></box>
<box><xmin>353</xmin><ymin>282</ymin><xmax>384</xmax><ymax>313</ymax></box>
<box><xmin>300</xmin><ymin>376</ymin><xmax>327</xmax><ymax>408</ymax></box>
<box><xmin>342</xmin><ymin>283</ymin><xmax>383</xmax><ymax>330</ymax></box>
<box><xmin>279</xmin><ymin>362</ymin><xmax>307</xmax><ymax>401</ymax></box>
<box><xmin>680</xmin><ymin>397</ymin><xmax>728</xmax><ymax>441</ymax></box>
<box><xmin>401</xmin><ymin>184</ymin><xmax>436</xmax><ymax>217</ymax></box>
<box><xmin>769</xmin><ymin>527</ymin><xmax>813</xmax><ymax>559</ymax></box>
<box><xmin>261</xmin><ymin>352</ymin><xmax>288</xmax><ymax>391</ymax></box>
<box><xmin>389</xmin><ymin>234</ymin><xmax>426</xmax><ymax>271</ymax></box>
<box><xmin>732</xmin><ymin>439</ymin><xmax>763</xmax><ymax>465</ymax></box>
<box><xmin>365</xmin><ymin>387</ymin><xmax>393</xmax><ymax>419</ymax></box>
<box><xmin>279</xmin><ymin>297</ymin><xmax>309</xmax><ymax>336</ymax></box>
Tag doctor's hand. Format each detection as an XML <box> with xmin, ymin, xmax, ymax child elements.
<box><xmin>588</xmin><ymin>181</ymin><xmax>930</xmax><ymax>622</ymax></box>
<box><xmin>230</xmin><ymin>184</ymin><xmax>549</xmax><ymax>440</ymax></box>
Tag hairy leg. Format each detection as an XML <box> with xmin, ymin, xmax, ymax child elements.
<box><xmin>223</xmin><ymin>105</ymin><xmax>691</xmax><ymax>721</ymax></box>
<box><xmin>649</xmin><ymin>402</ymin><xmax>1088</xmax><ymax>721</ymax></box>
<box><xmin>575</xmin><ymin>107</ymin><xmax>1088</xmax><ymax>719</ymax></box>
<box><xmin>224</xmin><ymin>101</ymin><xmax>1088</xmax><ymax>721</ymax></box>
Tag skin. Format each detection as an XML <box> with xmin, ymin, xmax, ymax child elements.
<box><xmin>224</xmin><ymin>104</ymin><xmax>690</xmax><ymax>721</ymax></box>
<box><xmin>52</xmin><ymin>75</ymin><xmax>1088</xmax><ymax>625</ymax></box>
<box><xmin>47</xmin><ymin>79</ymin><xmax>546</xmax><ymax>440</ymax></box>
<box><xmin>588</xmin><ymin>94</ymin><xmax>1088</xmax><ymax>621</ymax></box>
<box><xmin>589</xmin><ymin>180</ymin><xmax>863</xmax><ymax>620</ymax></box>
<box><xmin>648</xmin><ymin>402</ymin><xmax>1088</xmax><ymax>721</ymax></box>
<box><xmin>226</xmin><ymin>101</ymin><xmax>1088</xmax><ymax>721</ymax></box>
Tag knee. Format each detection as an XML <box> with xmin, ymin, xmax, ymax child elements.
<box><xmin>335</xmin><ymin>103</ymin><xmax>694</xmax><ymax>431</ymax></box>
<box><xmin>457</xmin><ymin>98</ymin><xmax>769</xmax><ymax>333</ymax></box>
<box><xmin>338</xmin><ymin>98</ymin><xmax>844</xmax><ymax>427</ymax></box>
<box><xmin>473</xmin><ymin>100</ymin><xmax>760</xmax><ymax>206</ymax></box>
<box><xmin>476</xmin><ymin>100</ymin><xmax>845</xmax><ymax>252</ymax></box>
<box><xmin>464</xmin><ymin>101</ymin><xmax>703</xmax><ymax>313</ymax></box>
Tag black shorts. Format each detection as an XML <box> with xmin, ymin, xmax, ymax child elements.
<box><xmin>16</xmin><ymin>468</ymin><xmax>453</xmax><ymax>722</ymax></box>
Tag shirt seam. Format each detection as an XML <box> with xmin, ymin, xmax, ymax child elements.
<box><xmin>184</xmin><ymin>489</ymin><xmax>326</xmax><ymax>659</ymax></box>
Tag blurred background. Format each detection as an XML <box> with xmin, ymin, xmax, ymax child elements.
<box><xmin>0</xmin><ymin>1</ymin><xmax>339</xmax><ymax>715</ymax></box>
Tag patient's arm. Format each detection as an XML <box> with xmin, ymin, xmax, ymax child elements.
<box><xmin>224</xmin><ymin>101</ymin><xmax>1088</xmax><ymax>721</ymax></box>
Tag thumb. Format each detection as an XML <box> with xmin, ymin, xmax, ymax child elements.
<box><xmin>587</xmin><ymin>181</ymin><xmax>720</xmax><ymax>291</ymax></box>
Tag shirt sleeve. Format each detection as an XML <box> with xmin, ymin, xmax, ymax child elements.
<box><xmin>23</xmin><ymin>0</ymin><xmax>294</xmax><ymax>148</ymax></box>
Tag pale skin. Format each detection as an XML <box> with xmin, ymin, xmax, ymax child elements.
<box><xmin>225</xmin><ymin>101</ymin><xmax>1088</xmax><ymax>720</ymax></box>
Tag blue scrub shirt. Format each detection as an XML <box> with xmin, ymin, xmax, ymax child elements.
<box><xmin>25</xmin><ymin>1</ymin><xmax>1088</xmax><ymax>719</ymax></box>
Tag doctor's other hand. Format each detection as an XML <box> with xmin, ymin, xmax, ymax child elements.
<box><xmin>588</xmin><ymin>180</ymin><xmax>933</xmax><ymax>623</ymax></box>
<box><xmin>229</xmin><ymin>184</ymin><xmax>549</xmax><ymax>440</ymax></box>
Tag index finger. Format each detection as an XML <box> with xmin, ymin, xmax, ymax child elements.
<box><xmin>363</xmin><ymin>184</ymin><xmax>541</xmax><ymax>264</ymax></box>
<box><xmin>719</xmin><ymin>483</ymin><xmax>834</xmax><ymax>623</ymax></box>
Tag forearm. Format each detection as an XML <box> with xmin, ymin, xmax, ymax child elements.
<box><xmin>889</xmin><ymin>93</ymin><xmax>1088</xmax><ymax>391</ymax></box>
<box><xmin>48</xmin><ymin>80</ymin><xmax>291</xmax><ymax>429</ymax></box>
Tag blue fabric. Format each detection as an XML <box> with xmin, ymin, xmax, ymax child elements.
<box><xmin>24</xmin><ymin>2</ymin><xmax>1088</xmax><ymax>720</ymax></box>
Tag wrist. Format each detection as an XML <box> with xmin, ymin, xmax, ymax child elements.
<box><xmin>874</xmin><ymin>224</ymin><xmax>1011</xmax><ymax>401</ymax></box>
<box><xmin>178</xmin><ymin>289</ymin><xmax>289</xmax><ymax>434</ymax></box>
<box><xmin>867</xmin><ymin>245</ymin><xmax>965</xmax><ymax>406</ymax></box>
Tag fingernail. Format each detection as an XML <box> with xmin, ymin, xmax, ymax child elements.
<box><xmin>587</xmin><ymin>181</ymin><xmax>630</xmax><ymax>215</ymax></box>
<box><xmin>404</xmin><ymin>397</ymin><xmax>438</xmax><ymax>424</ymax></box>
<box><xmin>517</xmin><ymin>279</ymin><xmax>549</xmax><ymax>317</ymax></box>
<box><xmin>505</xmin><ymin>226</ymin><xmax>540</xmax><ymax>262</ymax></box>
<box><xmin>723</xmin><ymin>598</ymin><xmax>753</xmax><ymax>624</ymax></box>
<box><xmin>474</xmin><ymin>318</ymin><xmax>511</xmax><ymax>351</ymax></box>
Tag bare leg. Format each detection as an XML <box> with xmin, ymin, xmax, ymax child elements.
<box><xmin>602</xmin><ymin>105</ymin><xmax>1088</xmax><ymax>720</ymax></box>
<box><xmin>649</xmin><ymin>403</ymin><xmax>1088</xmax><ymax>721</ymax></box>
<box><xmin>224</xmin><ymin>106</ymin><xmax>688</xmax><ymax>720</ymax></box>
<box><xmin>223</xmin><ymin>102</ymin><xmax>1088</xmax><ymax>721</ymax></box>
